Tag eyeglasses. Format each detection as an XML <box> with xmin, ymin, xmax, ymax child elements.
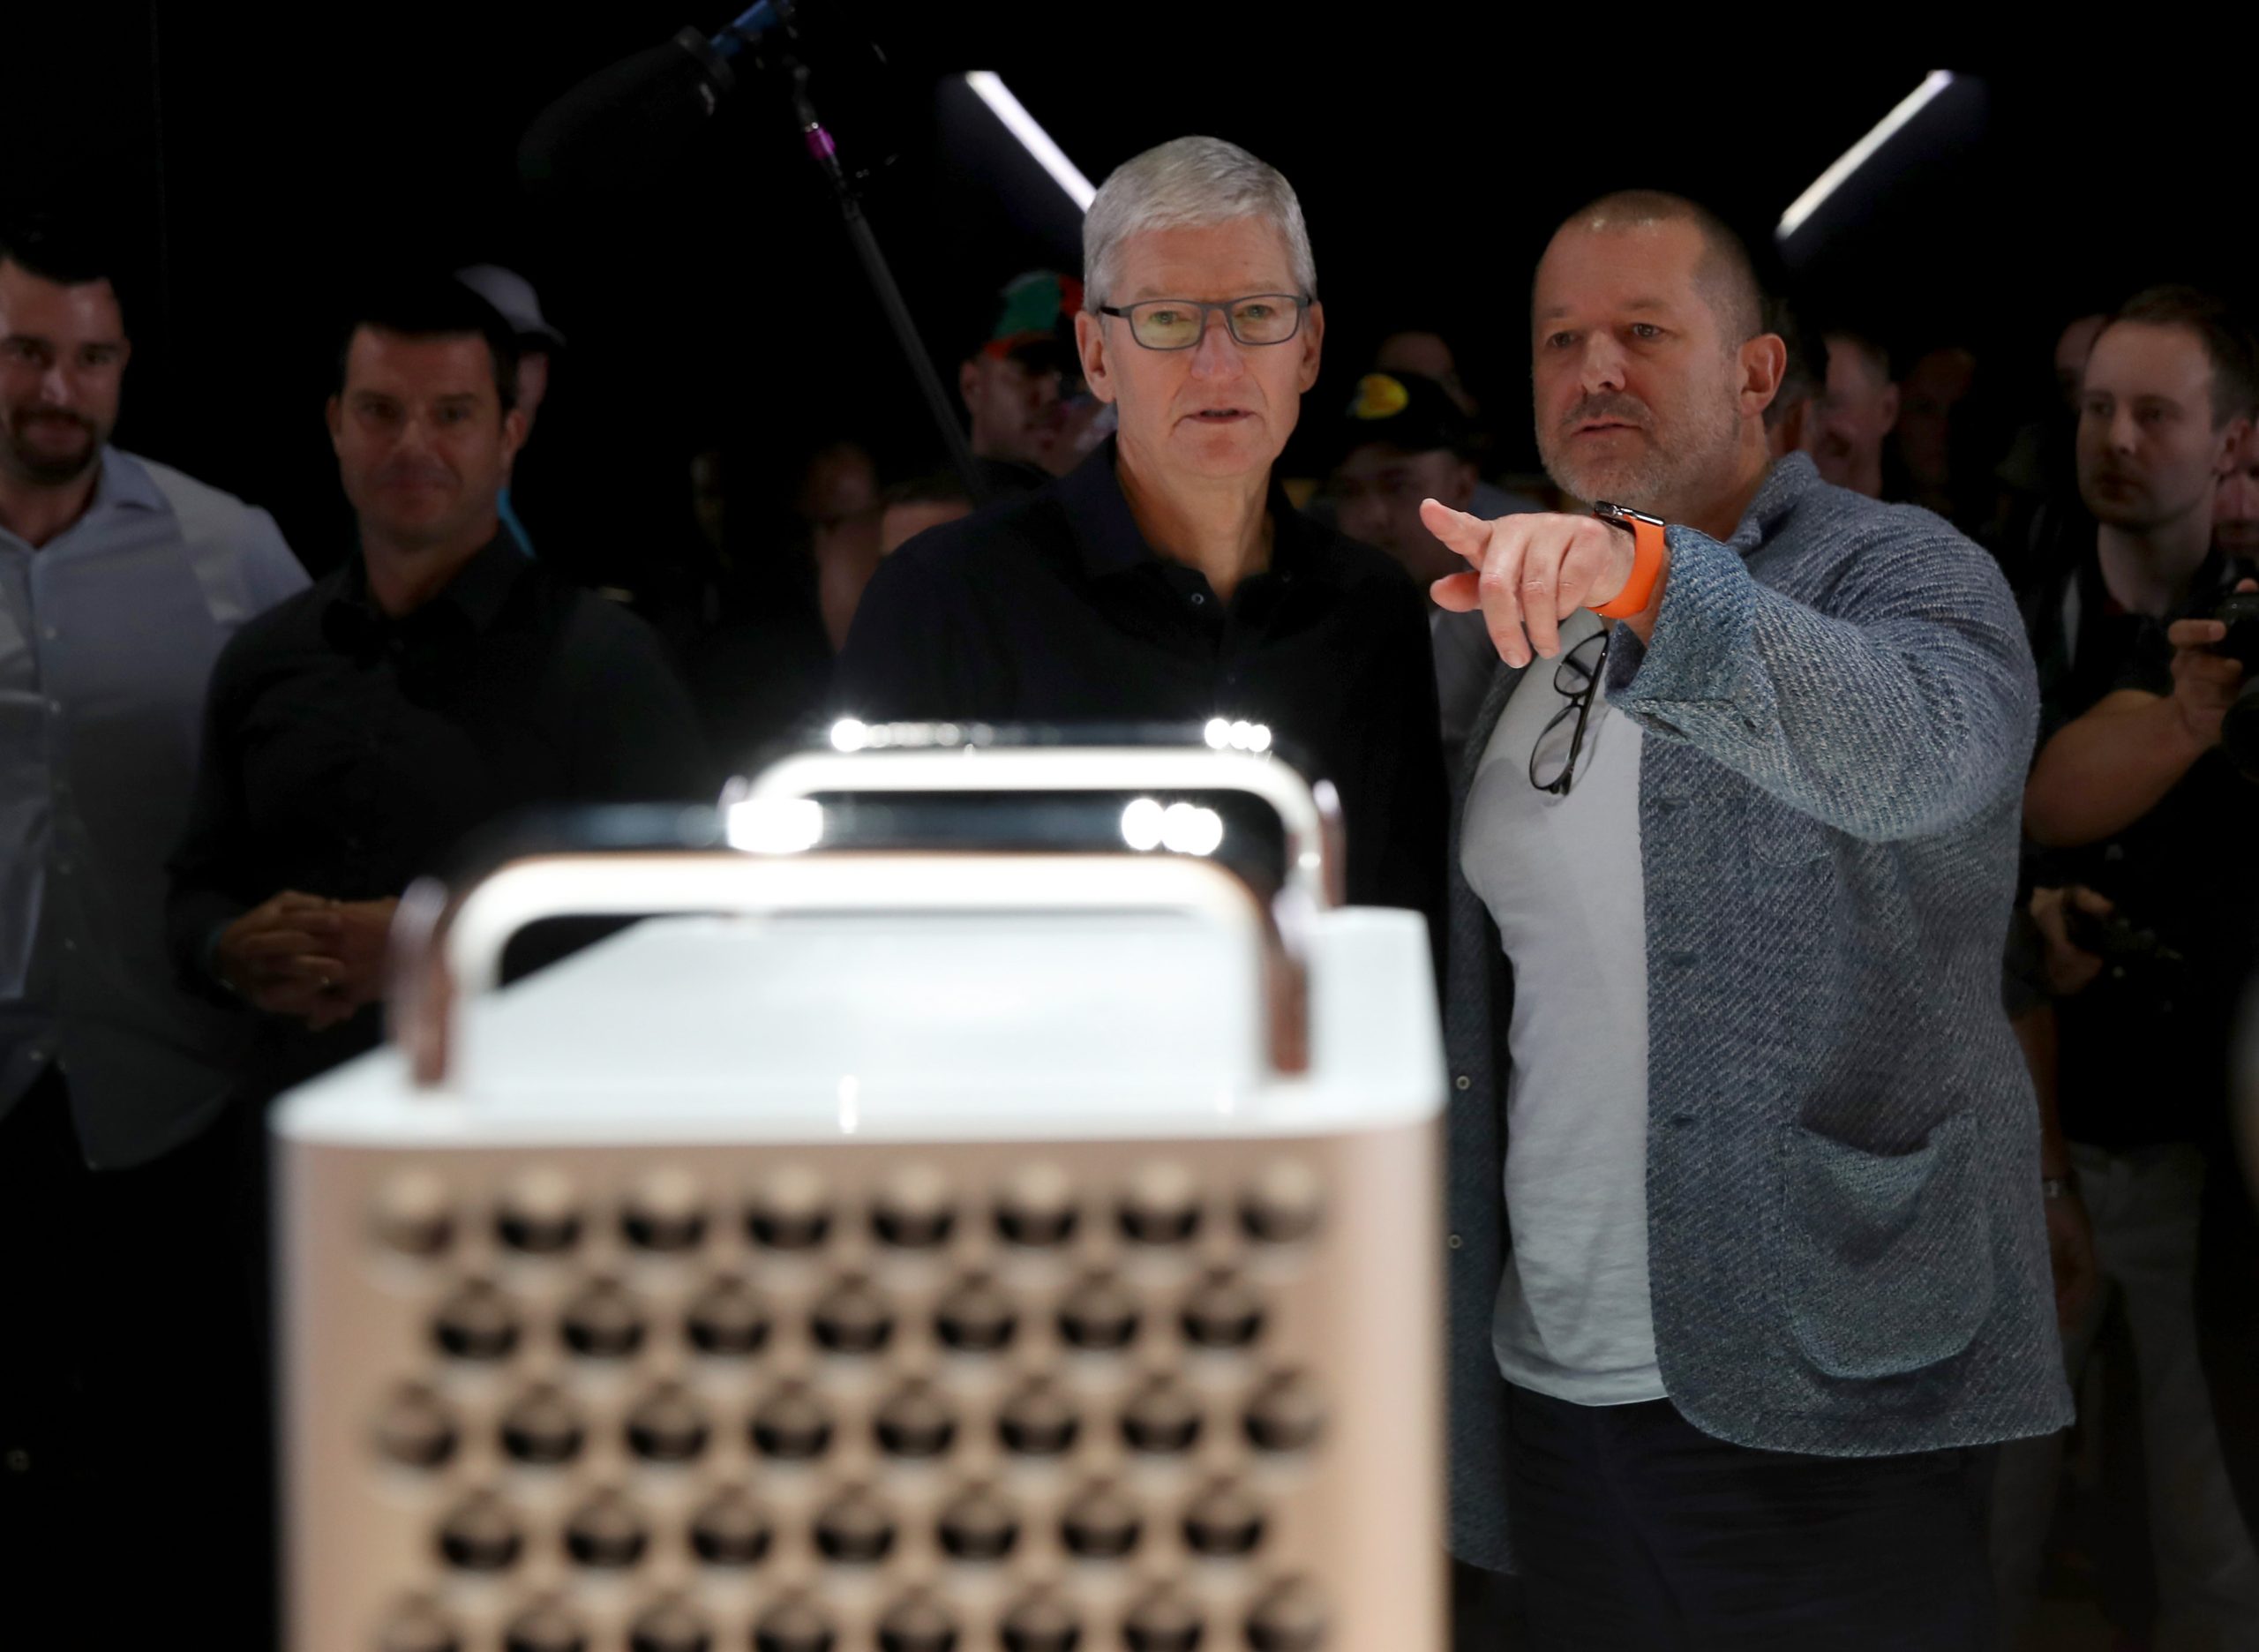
<box><xmin>1528</xmin><ymin>628</ymin><xmax>1613</xmax><ymax>796</ymax></box>
<box><xmin>1095</xmin><ymin>294</ymin><xmax>1310</xmax><ymax>351</ymax></box>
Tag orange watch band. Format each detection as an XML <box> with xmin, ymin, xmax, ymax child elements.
<box><xmin>1593</xmin><ymin>514</ymin><xmax>1667</xmax><ymax>620</ymax></box>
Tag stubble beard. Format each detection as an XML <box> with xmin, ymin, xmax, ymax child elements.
<box><xmin>1</xmin><ymin>408</ymin><xmax>102</xmax><ymax>486</ymax></box>
<box><xmin>1540</xmin><ymin>385</ymin><xmax>1742</xmax><ymax>516</ymax></box>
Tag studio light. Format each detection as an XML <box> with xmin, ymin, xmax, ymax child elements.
<box><xmin>1776</xmin><ymin>71</ymin><xmax>1956</xmax><ymax>243</ymax></box>
<box><xmin>962</xmin><ymin>71</ymin><xmax>1095</xmax><ymax>213</ymax></box>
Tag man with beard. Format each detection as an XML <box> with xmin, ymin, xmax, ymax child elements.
<box><xmin>1800</xmin><ymin>329</ymin><xmax>1897</xmax><ymax>499</ymax></box>
<box><xmin>2007</xmin><ymin>289</ymin><xmax>2259</xmax><ymax>1650</ymax></box>
<box><xmin>2023</xmin><ymin>290</ymin><xmax>2255</xmax><ymax>744</ymax></box>
<box><xmin>0</xmin><ymin>219</ymin><xmax>307</xmax><ymax>1642</ymax></box>
<box><xmin>168</xmin><ymin>276</ymin><xmax>708</xmax><ymax>1090</ymax></box>
<box><xmin>1433</xmin><ymin>191</ymin><xmax>2065</xmax><ymax>1648</ymax></box>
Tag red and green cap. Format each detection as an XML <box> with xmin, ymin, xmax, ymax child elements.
<box><xmin>982</xmin><ymin>269</ymin><xmax>1084</xmax><ymax>364</ymax></box>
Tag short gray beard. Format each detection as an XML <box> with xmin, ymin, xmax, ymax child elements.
<box><xmin>1539</xmin><ymin>381</ymin><xmax>1742</xmax><ymax>514</ymax></box>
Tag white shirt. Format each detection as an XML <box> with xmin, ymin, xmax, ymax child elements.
<box><xmin>0</xmin><ymin>449</ymin><xmax>307</xmax><ymax>1166</ymax></box>
<box><xmin>1459</xmin><ymin>607</ymin><xmax>1664</xmax><ymax>1405</ymax></box>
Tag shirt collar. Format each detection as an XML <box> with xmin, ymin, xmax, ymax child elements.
<box><xmin>0</xmin><ymin>448</ymin><xmax>165</xmax><ymax>550</ymax></box>
<box><xmin>88</xmin><ymin>447</ymin><xmax>168</xmax><ymax>515</ymax></box>
<box><xmin>1057</xmin><ymin>435</ymin><xmax>1314</xmax><ymax>582</ymax></box>
<box><xmin>1726</xmin><ymin>451</ymin><xmax>1820</xmax><ymax>556</ymax></box>
<box><xmin>334</xmin><ymin>531</ymin><xmax>525</xmax><ymax>634</ymax></box>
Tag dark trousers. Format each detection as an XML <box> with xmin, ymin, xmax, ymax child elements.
<box><xmin>0</xmin><ymin>1070</ymin><xmax>274</xmax><ymax>1648</ymax></box>
<box><xmin>1505</xmin><ymin>1382</ymin><xmax>1999</xmax><ymax>1651</ymax></box>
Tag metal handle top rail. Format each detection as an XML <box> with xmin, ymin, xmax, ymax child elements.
<box><xmin>387</xmin><ymin>850</ymin><xmax>1310</xmax><ymax>1091</ymax></box>
<box><xmin>729</xmin><ymin>741</ymin><xmax>1348</xmax><ymax>910</ymax></box>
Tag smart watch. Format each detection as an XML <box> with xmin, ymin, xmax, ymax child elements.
<box><xmin>1590</xmin><ymin>501</ymin><xmax>1669</xmax><ymax>619</ymax></box>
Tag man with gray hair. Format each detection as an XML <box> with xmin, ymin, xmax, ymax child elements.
<box><xmin>836</xmin><ymin>136</ymin><xmax>1445</xmax><ymax>916</ymax></box>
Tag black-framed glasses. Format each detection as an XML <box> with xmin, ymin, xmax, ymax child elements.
<box><xmin>1095</xmin><ymin>294</ymin><xmax>1310</xmax><ymax>351</ymax></box>
<box><xmin>1528</xmin><ymin>629</ymin><xmax>1614</xmax><ymax>796</ymax></box>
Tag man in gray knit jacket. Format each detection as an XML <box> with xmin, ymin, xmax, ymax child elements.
<box><xmin>1430</xmin><ymin>191</ymin><xmax>2071</xmax><ymax>1648</ymax></box>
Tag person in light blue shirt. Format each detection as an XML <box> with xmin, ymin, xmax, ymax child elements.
<box><xmin>0</xmin><ymin>218</ymin><xmax>306</xmax><ymax>1647</ymax></box>
<box><xmin>457</xmin><ymin>262</ymin><xmax>562</xmax><ymax>558</ymax></box>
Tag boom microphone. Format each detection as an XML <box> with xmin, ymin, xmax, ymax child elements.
<box><xmin>519</xmin><ymin>4</ymin><xmax>792</xmax><ymax>199</ymax></box>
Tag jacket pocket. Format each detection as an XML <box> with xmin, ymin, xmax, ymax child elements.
<box><xmin>1775</xmin><ymin>1112</ymin><xmax>1993</xmax><ymax>1379</ymax></box>
<box><xmin>1746</xmin><ymin>788</ymin><xmax>1831</xmax><ymax>865</ymax></box>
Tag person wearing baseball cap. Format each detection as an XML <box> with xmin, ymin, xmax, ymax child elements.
<box><xmin>456</xmin><ymin>262</ymin><xmax>566</xmax><ymax>557</ymax></box>
<box><xmin>1332</xmin><ymin>370</ymin><xmax>1536</xmax><ymax>768</ymax></box>
<box><xmin>959</xmin><ymin>269</ymin><xmax>1084</xmax><ymax>494</ymax></box>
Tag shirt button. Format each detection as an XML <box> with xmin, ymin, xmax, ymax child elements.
<box><xmin>1190</xmin><ymin>593</ymin><xmax>1206</xmax><ymax>606</ymax></box>
<box><xmin>1453</xmin><ymin>1075</ymin><xmax>1472</xmax><ymax>1092</ymax></box>
<box><xmin>1446</xmin><ymin>1234</ymin><xmax>1464</xmax><ymax>1250</ymax></box>
<box><xmin>1663</xmin><ymin>950</ymin><xmax>1698</xmax><ymax>969</ymax></box>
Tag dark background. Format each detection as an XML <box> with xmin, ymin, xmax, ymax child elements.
<box><xmin>11</xmin><ymin>10</ymin><xmax>2255</xmax><ymax>577</ymax></box>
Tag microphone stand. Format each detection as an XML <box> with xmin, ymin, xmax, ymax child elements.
<box><xmin>782</xmin><ymin>57</ymin><xmax>992</xmax><ymax>507</ymax></box>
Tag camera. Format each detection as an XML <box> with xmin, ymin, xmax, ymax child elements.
<box><xmin>2211</xmin><ymin>589</ymin><xmax>2259</xmax><ymax>777</ymax></box>
<box><xmin>2064</xmin><ymin>900</ymin><xmax>2187</xmax><ymax>978</ymax></box>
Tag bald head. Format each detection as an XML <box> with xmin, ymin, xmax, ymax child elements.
<box><xmin>1529</xmin><ymin>189</ymin><xmax>1786</xmax><ymax>527</ymax></box>
<box><xmin>1550</xmin><ymin>191</ymin><xmax>1764</xmax><ymax>346</ymax></box>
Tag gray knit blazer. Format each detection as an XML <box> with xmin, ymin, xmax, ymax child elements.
<box><xmin>1442</xmin><ymin>454</ymin><xmax>2075</xmax><ymax>1574</ymax></box>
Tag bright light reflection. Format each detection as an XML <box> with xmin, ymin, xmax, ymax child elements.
<box><xmin>1121</xmin><ymin>797</ymin><xmax>1166</xmax><ymax>852</ymax></box>
<box><xmin>1205</xmin><ymin>717</ymin><xmax>1273</xmax><ymax>753</ymax></box>
<box><xmin>726</xmin><ymin>798</ymin><xmax>823</xmax><ymax>854</ymax></box>
<box><xmin>830</xmin><ymin>717</ymin><xmax>869</xmax><ymax>752</ymax></box>
<box><xmin>1160</xmin><ymin>802</ymin><xmax>1224</xmax><ymax>856</ymax></box>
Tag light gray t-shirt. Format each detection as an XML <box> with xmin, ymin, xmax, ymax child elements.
<box><xmin>1459</xmin><ymin>607</ymin><xmax>1665</xmax><ymax>1407</ymax></box>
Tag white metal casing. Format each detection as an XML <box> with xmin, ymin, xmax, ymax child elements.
<box><xmin>275</xmin><ymin>834</ymin><xmax>1445</xmax><ymax>1652</ymax></box>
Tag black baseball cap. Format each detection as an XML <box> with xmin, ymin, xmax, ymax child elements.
<box><xmin>1331</xmin><ymin>371</ymin><xmax>1473</xmax><ymax>466</ymax></box>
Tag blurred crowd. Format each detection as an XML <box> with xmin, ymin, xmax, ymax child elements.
<box><xmin>0</xmin><ymin>122</ymin><xmax>2255</xmax><ymax>1652</ymax></box>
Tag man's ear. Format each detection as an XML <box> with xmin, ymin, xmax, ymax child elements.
<box><xmin>1742</xmin><ymin>333</ymin><xmax>1788</xmax><ymax>421</ymax></box>
<box><xmin>500</xmin><ymin>406</ymin><xmax>529</xmax><ymax>469</ymax></box>
<box><xmin>325</xmin><ymin>394</ymin><xmax>343</xmax><ymax>451</ymax></box>
<box><xmin>2217</xmin><ymin>414</ymin><xmax>2253</xmax><ymax>477</ymax></box>
<box><xmin>1879</xmin><ymin>383</ymin><xmax>1902</xmax><ymax>433</ymax></box>
<box><xmin>957</xmin><ymin>357</ymin><xmax>981</xmax><ymax>416</ymax></box>
<box><xmin>1075</xmin><ymin>309</ymin><xmax>1116</xmax><ymax>406</ymax></box>
<box><xmin>1296</xmin><ymin>299</ymin><xmax>1325</xmax><ymax>394</ymax></box>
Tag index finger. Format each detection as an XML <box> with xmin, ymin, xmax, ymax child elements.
<box><xmin>1419</xmin><ymin>499</ymin><xmax>1497</xmax><ymax>566</ymax></box>
<box><xmin>2170</xmin><ymin>619</ymin><xmax>2229</xmax><ymax>648</ymax></box>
